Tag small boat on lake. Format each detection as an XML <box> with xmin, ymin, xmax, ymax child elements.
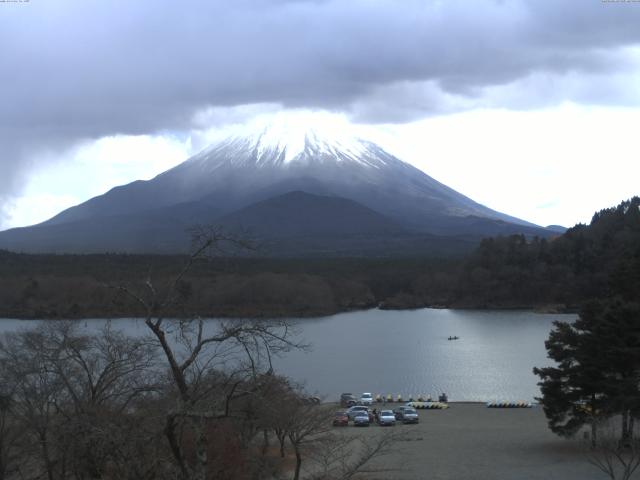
<box><xmin>447</xmin><ymin>336</ymin><xmax>460</xmax><ymax>341</ymax></box>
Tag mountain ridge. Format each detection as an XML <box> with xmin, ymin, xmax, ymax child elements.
<box><xmin>0</xmin><ymin>119</ymin><xmax>555</xmax><ymax>255</ymax></box>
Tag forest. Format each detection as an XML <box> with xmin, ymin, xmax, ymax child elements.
<box><xmin>0</xmin><ymin>197</ymin><xmax>638</xmax><ymax>319</ymax></box>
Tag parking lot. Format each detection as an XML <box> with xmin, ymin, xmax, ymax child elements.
<box><xmin>330</xmin><ymin>403</ymin><xmax>607</xmax><ymax>480</ymax></box>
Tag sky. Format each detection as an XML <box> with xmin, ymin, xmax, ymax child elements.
<box><xmin>1</xmin><ymin>0</ymin><xmax>640</xmax><ymax>230</ymax></box>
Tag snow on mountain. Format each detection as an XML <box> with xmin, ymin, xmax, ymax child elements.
<box><xmin>30</xmin><ymin>113</ymin><xmax>545</xmax><ymax>241</ymax></box>
<box><xmin>189</xmin><ymin>114</ymin><xmax>384</xmax><ymax>170</ymax></box>
<box><xmin>0</xmin><ymin>112</ymin><xmax>557</xmax><ymax>254</ymax></box>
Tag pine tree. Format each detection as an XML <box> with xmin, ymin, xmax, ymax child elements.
<box><xmin>534</xmin><ymin>306</ymin><xmax>609</xmax><ymax>446</ymax></box>
<box><xmin>535</xmin><ymin>299</ymin><xmax>640</xmax><ymax>445</ymax></box>
<box><xmin>590</xmin><ymin>300</ymin><xmax>640</xmax><ymax>444</ymax></box>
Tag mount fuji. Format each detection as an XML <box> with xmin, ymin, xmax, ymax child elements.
<box><xmin>0</xmin><ymin>117</ymin><xmax>554</xmax><ymax>255</ymax></box>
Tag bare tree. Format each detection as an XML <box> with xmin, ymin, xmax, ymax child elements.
<box><xmin>284</xmin><ymin>399</ymin><xmax>334</xmax><ymax>480</ymax></box>
<box><xmin>112</xmin><ymin>227</ymin><xmax>305</xmax><ymax>480</ymax></box>
<box><xmin>586</xmin><ymin>420</ymin><xmax>640</xmax><ymax>480</ymax></box>
<box><xmin>260</xmin><ymin>376</ymin><xmax>298</xmax><ymax>459</ymax></box>
<box><xmin>0</xmin><ymin>328</ymin><xmax>67</xmax><ymax>480</ymax></box>
<box><xmin>308</xmin><ymin>430</ymin><xmax>403</xmax><ymax>480</ymax></box>
<box><xmin>0</xmin><ymin>321</ymin><xmax>164</xmax><ymax>480</ymax></box>
<box><xmin>0</xmin><ymin>389</ymin><xmax>22</xmax><ymax>480</ymax></box>
<box><xmin>46</xmin><ymin>322</ymin><xmax>161</xmax><ymax>479</ymax></box>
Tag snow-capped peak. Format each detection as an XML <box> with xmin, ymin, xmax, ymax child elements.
<box><xmin>193</xmin><ymin>111</ymin><xmax>385</xmax><ymax>169</ymax></box>
<box><xmin>243</xmin><ymin>113</ymin><xmax>370</xmax><ymax>164</ymax></box>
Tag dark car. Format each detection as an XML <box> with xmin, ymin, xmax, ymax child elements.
<box><xmin>333</xmin><ymin>411</ymin><xmax>349</xmax><ymax>426</ymax></box>
<box><xmin>340</xmin><ymin>393</ymin><xmax>357</xmax><ymax>407</ymax></box>
<box><xmin>393</xmin><ymin>406</ymin><xmax>419</xmax><ymax>424</ymax></box>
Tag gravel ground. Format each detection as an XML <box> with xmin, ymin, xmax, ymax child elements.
<box><xmin>332</xmin><ymin>403</ymin><xmax>611</xmax><ymax>480</ymax></box>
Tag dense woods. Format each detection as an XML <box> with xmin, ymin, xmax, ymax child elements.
<box><xmin>0</xmin><ymin>253</ymin><xmax>441</xmax><ymax>319</ymax></box>
<box><xmin>0</xmin><ymin>197</ymin><xmax>638</xmax><ymax>318</ymax></box>
<box><xmin>455</xmin><ymin>196</ymin><xmax>640</xmax><ymax>308</ymax></box>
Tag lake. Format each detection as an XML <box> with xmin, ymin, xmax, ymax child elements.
<box><xmin>0</xmin><ymin>308</ymin><xmax>574</xmax><ymax>402</ymax></box>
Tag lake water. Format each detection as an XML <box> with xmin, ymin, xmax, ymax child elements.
<box><xmin>0</xmin><ymin>308</ymin><xmax>575</xmax><ymax>402</ymax></box>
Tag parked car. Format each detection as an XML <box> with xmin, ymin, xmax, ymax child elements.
<box><xmin>377</xmin><ymin>409</ymin><xmax>396</xmax><ymax>426</ymax></box>
<box><xmin>333</xmin><ymin>411</ymin><xmax>349</xmax><ymax>427</ymax></box>
<box><xmin>360</xmin><ymin>392</ymin><xmax>374</xmax><ymax>405</ymax></box>
<box><xmin>353</xmin><ymin>411</ymin><xmax>370</xmax><ymax>427</ymax></box>
<box><xmin>340</xmin><ymin>393</ymin><xmax>357</xmax><ymax>407</ymax></box>
<box><xmin>393</xmin><ymin>406</ymin><xmax>419</xmax><ymax>424</ymax></box>
<box><xmin>346</xmin><ymin>405</ymin><xmax>370</xmax><ymax>420</ymax></box>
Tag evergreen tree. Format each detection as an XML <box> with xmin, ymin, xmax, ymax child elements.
<box><xmin>534</xmin><ymin>299</ymin><xmax>640</xmax><ymax>445</ymax></box>
<box><xmin>534</xmin><ymin>306</ymin><xmax>609</xmax><ymax>446</ymax></box>
<box><xmin>591</xmin><ymin>300</ymin><xmax>640</xmax><ymax>444</ymax></box>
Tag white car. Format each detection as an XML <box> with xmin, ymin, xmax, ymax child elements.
<box><xmin>377</xmin><ymin>409</ymin><xmax>396</xmax><ymax>426</ymax></box>
<box><xmin>360</xmin><ymin>392</ymin><xmax>373</xmax><ymax>405</ymax></box>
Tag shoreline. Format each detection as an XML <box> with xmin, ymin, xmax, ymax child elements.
<box><xmin>1</xmin><ymin>313</ymin><xmax>554</xmax><ymax>405</ymax></box>
<box><xmin>0</xmin><ymin>303</ymin><xmax>578</xmax><ymax>322</ymax></box>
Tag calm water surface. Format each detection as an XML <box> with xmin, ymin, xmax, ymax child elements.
<box><xmin>0</xmin><ymin>308</ymin><xmax>575</xmax><ymax>402</ymax></box>
<box><xmin>273</xmin><ymin>308</ymin><xmax>575</xmax><ymax>402</ymax></box>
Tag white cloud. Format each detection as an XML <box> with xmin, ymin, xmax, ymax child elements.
<box><xmin>4</xmin><ymin>193</ymin><xmax>81</xmax><ymax>230</ymax></box>
<box><xmin>3</xmin><ymin>134</ymin><xmax>192</xmax><ymax>229</ymax></box>
<box><xmin>69</xmin><ymin>135</ymin><xmax>192</xmax><ymax>194</ymax></box>
<box><xmin>370</xmin><ymin>103</ymin><xmax>640</xmax><ymax>227</ymax></box>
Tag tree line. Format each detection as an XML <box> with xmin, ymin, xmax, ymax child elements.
<box><xmin>455</xmin><ymin>197</ymin><xmax>640</xmax><ymax>308</ymax></box>
<box><xmin>2</xmin><ymin>197</ymin><xmax>639</xmax><ymax>318</ymax></box>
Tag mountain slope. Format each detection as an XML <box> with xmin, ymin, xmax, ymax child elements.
<box><xmin>41</xmin><ymin>120</ymin><xmax>539</xmax><ymax>232</ymax></box>
<box><xmin>0</xmin><ymin>116</ymin><xmax>554</xmax><ymax>254</ymax></box>
<box><xmin>0</xmin><ymin>191</ymin><xmax>478</xmax><ymax>256</ymax></box>
<box><xmin>220</xmin><ymin>191</ymin><xmax>404</xmax><ymax>238</ymax></box>
<box><xmin>0</xmin><ymin>202</ymin><xmax>222</xmax><ymax>254</ymax></box>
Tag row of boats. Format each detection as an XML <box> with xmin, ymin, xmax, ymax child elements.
<box><xmin>486</xmin><ymin>401</ymin><xmax>533</xmax><ymax>408</ymax></box>
<box><xmin>374</xmin><ymin>393</ymin><xmax>449</xmax><ymax>403</ymax></box>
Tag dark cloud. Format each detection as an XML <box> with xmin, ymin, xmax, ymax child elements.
<box><xmin>1</xmin><ymin>0</ymin><xmax>640</xmax><ymax>214</ymax></box>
